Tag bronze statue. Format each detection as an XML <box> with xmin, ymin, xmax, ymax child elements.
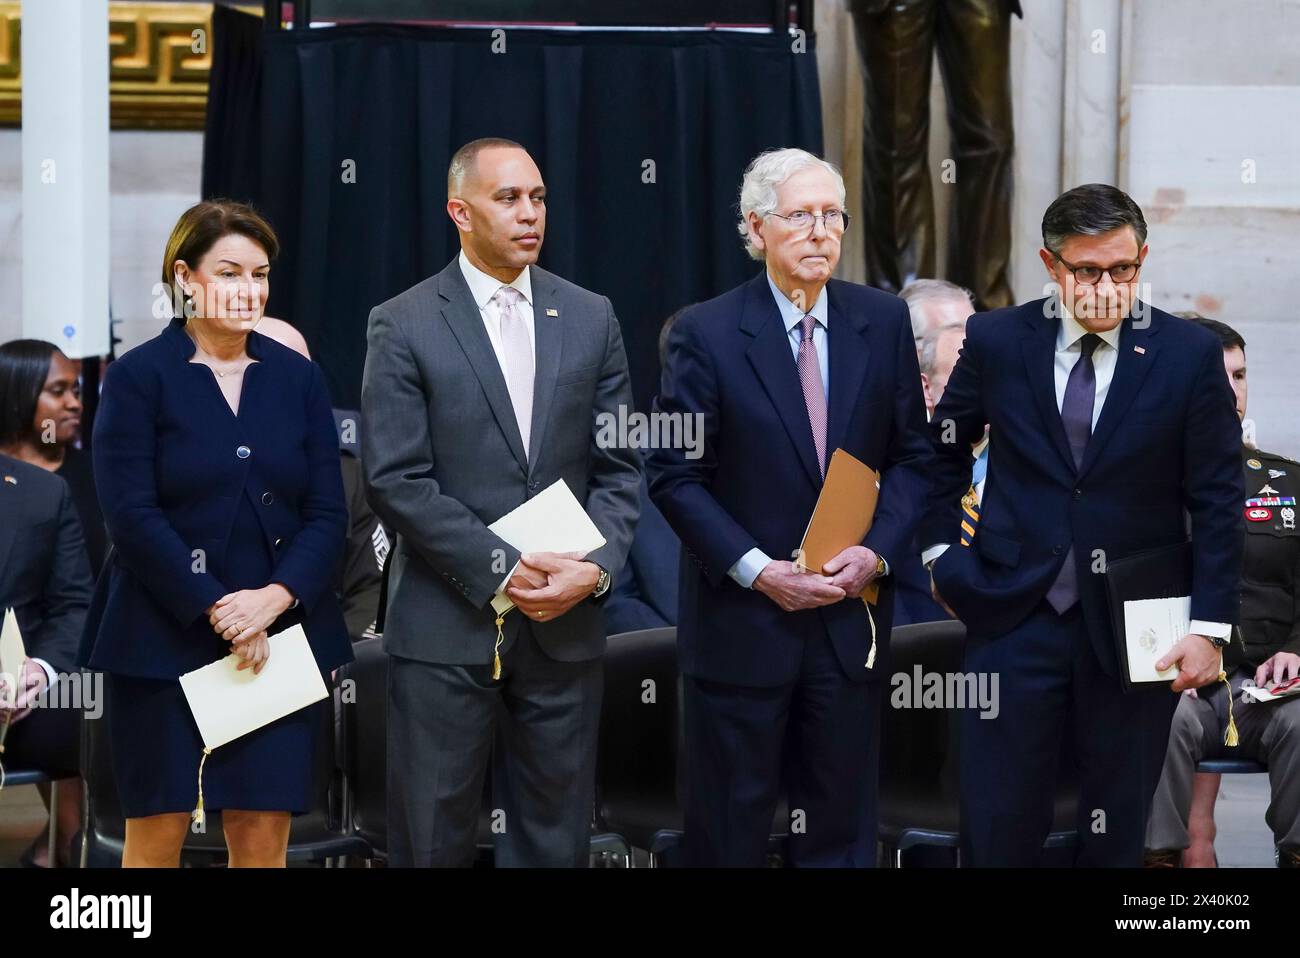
<box><xmin>849</xmin><ymin>0</ymin><xmax>1020</xmax><ymax>310</ymax></box>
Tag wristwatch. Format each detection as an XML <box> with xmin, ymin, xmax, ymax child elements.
<box><xmin>592</xmin><ymin>566</ymin><xmax>611</xmax><ymax>598</ymax></box>
<box><xmin>1205</xmin><ymin>632</ymin><xmax>1231</xmax><ymax>650</ymax></box>
<box><xmin>874</xmin><ymin>554</ymin><xmax>887</xmax><ymax>578</ymax></box>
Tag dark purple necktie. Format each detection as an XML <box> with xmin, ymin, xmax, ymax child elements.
<box><xmin>1046</xmin><ymin>333</ymin><xmax>1101</xmax><ymax>613</ymax></box>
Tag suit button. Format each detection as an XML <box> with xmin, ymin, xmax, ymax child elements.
<box><xmin>262</xmin><ymin>492</ymin><xmax>274</xmax><ymax>505</ymax></box>
<box><xmin>1073</xmin><ymin>489</ymin><xmax>1082</xmax><ymax>500</ymax></box>
<box><xmin>236</xmin><ymin>445</ymin><xmax>251</xmax><ymax>459</ymax></box>
<box><xmin>1053</xmin><ymin>545</ymin><xmax>1063</xmax><ymax>555</ymax></box>
<box><xmin>528</xmin><ymin>480</ymin><xmax>540</xmax><ymax>491</ymax></box>
<box><xmin>274</xmin><ymin>537</ymin><xmax>283</xmax><ymax>549</ymax></box>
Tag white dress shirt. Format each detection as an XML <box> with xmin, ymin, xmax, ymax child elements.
<box><xmin>458</xmin><ymin>251</ymin><xmax>538</xmax><ymax>596</ymax></box>
<box><xmin>923</xmin><ymin>302</ymin><xmax>1229</xmax><ymax>639</ymax></box>
<box><xmin>726</xmin><ymin>276</ymin><xmax>888</xmax><ymax>590</ymax></box>
<box><xmin>458</xmin><ymin>249</ymin><xmax>535</xmax><ymax>374</ymax></box>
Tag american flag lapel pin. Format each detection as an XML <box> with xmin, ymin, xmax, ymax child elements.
<box><xmin>1134</xmin><ymin>345</ymin><xmax>1146</xmax><ymax>355</ymax></box>
<box><xmin>3</xmin><ymin>475</ymin><xmax>15</xmax><ymax>484</ymax></box>
<box><xmin>545</xmin><ymin>307</ymin><xmax>559</xmax><ymax>317</ymax></box>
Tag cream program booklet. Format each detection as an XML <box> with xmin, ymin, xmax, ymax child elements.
<box><xmin>0</xmin><ymin>607</ymin><xmax>26</xmax><ymax>708</ymax></box>
<box><xmin>1122</xmin><ymin>595</ymin><xmax>1189</xmax><ymax>684</ymax></box>
<box><xmin>179</xmin><ymin>624</ymin><xmax>328</xmax><ymax>750</ymax></box>
<box><xmin>489</xmin><ymin>480</ymin><xmax>607</xmax><ymax>616</ymax></box>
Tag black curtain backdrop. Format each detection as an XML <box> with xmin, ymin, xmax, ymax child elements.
<box><xmin>204</xmin><ymin>9</ymin><xmax>824</xmax><ymax>410</ymax></box>
<box><xmin>202</xmin><ymin>4</ymin><xmax>264</xmax><ymax>202</ymax></box>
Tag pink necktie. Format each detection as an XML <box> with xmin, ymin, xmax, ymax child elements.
<box><xmin>798</xmin><ymin>312</ymin><xmax>827</xmax><ymax>477</ymax></box>
<box><xmin>491</xmin><ymin>285</ymin><xmax>534</xmax><ymax>458</ymax></box>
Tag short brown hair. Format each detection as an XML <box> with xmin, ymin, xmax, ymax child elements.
<box><xmin>161</xmin><ymin>200</ymin><xmax>279</xmax><ymax>314</ymax></box>
<box><xmin>447</xmin><ymin>137</ymin><xmax>526</xmax><ymax>197</ymax></box>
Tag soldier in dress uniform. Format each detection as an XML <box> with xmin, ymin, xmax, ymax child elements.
<box><xmin>1146</xmin><ymin>315</ymin><xmax>1300</xmax><ymax>867</ymax></box>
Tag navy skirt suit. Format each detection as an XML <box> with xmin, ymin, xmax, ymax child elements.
<box><xmin>78</xmin><ymin>315</ymin><xmax>354</xmax><ymax>818</ymax></box>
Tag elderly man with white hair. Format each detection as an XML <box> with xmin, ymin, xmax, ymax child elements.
<box><xmin>648</xmin><ymin>148</ymin><xmax>932</xmax><ymax>866</ymax></box>
<box><xmin>893</xmin><ymin>280</ymin><xmax>982</xmax><ymax>630</ymax></box>
<box><xmin>903</xmin><ymin>279</ymin><xmax>975</xmax><ymax>416</ymax></box>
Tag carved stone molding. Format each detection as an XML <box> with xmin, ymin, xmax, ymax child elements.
<box><xmin>0</xmin><ymin>2</ymin><xmax>259</xmax><ymax>130</ymax></box>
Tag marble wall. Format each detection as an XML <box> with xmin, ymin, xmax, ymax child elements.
<box><xmin>0</xmin><ymin>128</ymin><xmax>203</xmax><ymax>354</ymax></box>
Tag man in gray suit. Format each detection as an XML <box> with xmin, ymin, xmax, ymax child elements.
<box><xmin>361</xmin><ymin>138</ymin><xmax>640</xmax><ymax>867</ymax></box>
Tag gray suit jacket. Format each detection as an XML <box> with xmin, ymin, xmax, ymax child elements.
<box><xmin>361</xmin><ymin>257</ymin><xmax>641</xmax><ymax>665</ymax></box>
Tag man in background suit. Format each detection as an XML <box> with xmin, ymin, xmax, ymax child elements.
<box><xmin>649</xmin><ymin>148</ymin><xmax>931</xmax><ymax>866</ymax></box>
<box><xmin>0</xmin><ymin>453</ymin><xmax>91</xmax><ymax>717</ymax></box>
<box><xmin>604</xmin><ymin>310</ymin><xmax>686</xmax><ymax>636</ymax></box>
<box><xmin>894</xmin><ymin>279</ymin><xmax>977</xmax><ymax>627</ymax></box>
<box><xmin>362</xmin><ymin>138</ymin><xmax>640</xmax><ymax>867</ymax></box>
<box><xmin>256</xmin><ymin>317</ymin><xmax>384</xmax><ymax>641</ymax></box>
<box><xmin>0</xmin><ymin>452</ymin><xmax>93</xmax><ymax>867</ymax></box>
<box><xmin>922</xmin><ymin>184</ymin><xmax>1243</xmax><ymax>866</ymax></box>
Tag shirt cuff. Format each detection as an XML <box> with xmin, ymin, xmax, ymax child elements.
<box><xmin>921</xmin><ymin>543</ymin><xmax>951</xmax><ymax>568</ymax></box>
<box><xmin>1190</xmin><ymin>620</ymin><xmax>1231</xmax><ymax>640</ymax></box>
<box><xmin>728</xmin><ymin>548</ymin><xmax>773</xmax><ymax>590</ymax></box>
<box><xmin>31</xmin><ymin>657</ymin><xmax>57</xmax><ymax>691</ymax></box>
<box><xmin>496</xmin><ymin>560</ymin><xmax>522</xmax><ymax>597</ymax></box>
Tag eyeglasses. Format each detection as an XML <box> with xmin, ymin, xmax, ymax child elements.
<box><xmin>765</xmin><ymin>209</ymin><xmax>850</xmax><ymax>234</ymax></box>
<box><xmin>1054</xmin><ymin>253</ymin><xmax>1141</xmax><ymax>286</ymax></box>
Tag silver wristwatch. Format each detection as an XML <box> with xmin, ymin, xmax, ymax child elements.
<box><xmin>592</xmin><ymin>566</ymin><xmax>611</xmax><ymax>598</ymax></box>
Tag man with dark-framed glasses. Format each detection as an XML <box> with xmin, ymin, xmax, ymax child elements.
<box><xmin>649</xmin><ymin>148</ymin><xmax>931</xmax><ymax>866</ymax></box>
<box><xmin>921</xmin><ymin>183</ymin><xmax>1243</xmax><ymax>866</ymax></box>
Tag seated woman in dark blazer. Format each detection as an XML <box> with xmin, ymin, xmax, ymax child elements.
<box><xmin>78</xmin><ymin>200</ymin><xmax>353</xmax><ymax>868</ymax></box>
<box><xmin>0</xmin><ymin>339</ymin><xmax>108</xmax><ymax>575</ymax></box>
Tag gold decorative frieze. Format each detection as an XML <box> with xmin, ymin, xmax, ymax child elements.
<box><xmin>0</xmin><ymin>3</ymin><xmax>262</xmax><ymax>130</ymax></box>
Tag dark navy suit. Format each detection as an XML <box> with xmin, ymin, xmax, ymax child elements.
<box><xmin>79</xmin><ymin>316</ymin><xmax>352</xmax><ymax>816</ymax></box>
<box><xmin>604</xmin><ymin>472</ymin><xmax>679</xmax><ymax>635</ymax></box>
<box><xmin>648</xmin><ymin>272</ymin><xmax>931</xmax><ymax>865</ymax></box>
<box><xmin>921</xmin><ymin>299</ymin><xmax>1243</xmax><ymax>865</ymax></box>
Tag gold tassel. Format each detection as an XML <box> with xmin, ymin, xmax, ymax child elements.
<box><xmin>493</xmin><ymin>614</ymin><xmax>505</xmax><ymax>681</ymax></box>
<box><xmin>1221</xmin><ymin>669</ymin><xmax>1239</xmax><ymax>747</ymax></box>
<box><xmin>864</xmin><ymin>599</ymin><xmax>877</xmax><ymax>670</ymax></box>
<box><xmin>191</xmin><ymin>747</ymin><xmax>213</xmax><ymax>829</ymax></box>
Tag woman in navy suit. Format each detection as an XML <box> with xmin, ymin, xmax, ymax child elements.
<box><xmin>78</xmin><ymin>201</ymin><xmax>353</xmax><ymax>867</ymax></box>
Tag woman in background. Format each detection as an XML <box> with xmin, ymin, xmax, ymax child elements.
<box><xmin>0</xmin><ymin>340</ymin><xmax>107</xmax><ymax>575</ymax></box>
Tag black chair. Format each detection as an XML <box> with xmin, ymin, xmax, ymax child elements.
<box><xmin>337</xmin><ymin>636</ymin><xmax>390</xmax><ymax>863</ymax></box>
<box><xmin>596</xmin><ymin>627</ymin><xmax>788</xmax><ymax>866</ymax></box>
<box><xmin>337</xmin><ymin>637</ymin><xmax>498</xmax><ymax>865</ymax></box>
<box><xmin>879</xmin><ymin>620</ymin><xmax>1078</xmax><ymax>867</ymax></box>
<box><xmin>0</xmin><ymin>766</ymin><xmax>62</xmax><ymax>866</ymax></box>
<box><xmin>79</xmin><ymin>669</ymin><xmax>368</xmax><ymax>867</ymax></box>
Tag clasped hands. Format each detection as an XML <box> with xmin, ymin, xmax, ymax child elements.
<box><xmin>0</xmin><ymin>659</ymin><xmax>49</xmax><ymax>725</ymax></box>
<box><xmin>754</xmin><ymin>545</ymin><xmax>881</xmax><ymax>612</ymax></box>
<box><xmin>505</xmin><ymin>552</ymin><xmax>600</xmax><ymax>621</ymax></box>
<box><xmin>205</xmin><ymin>583</ymin><xmax>296</xmax><ymax>675</ymax></box>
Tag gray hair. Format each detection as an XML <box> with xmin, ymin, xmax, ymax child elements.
<box><xmin>900</xmin><ymin>279</ymin><xmax>975</xmax><ymax>344</ymax></box>
<box><xmin>918</xmin><ymin>321</ymin><xmax>966</xmax><ymax>379</ymax></box>
<box><xmin>736</xmin><ymin>148</ymin><xmax>846</xmax><ymax>261</ymax></box>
